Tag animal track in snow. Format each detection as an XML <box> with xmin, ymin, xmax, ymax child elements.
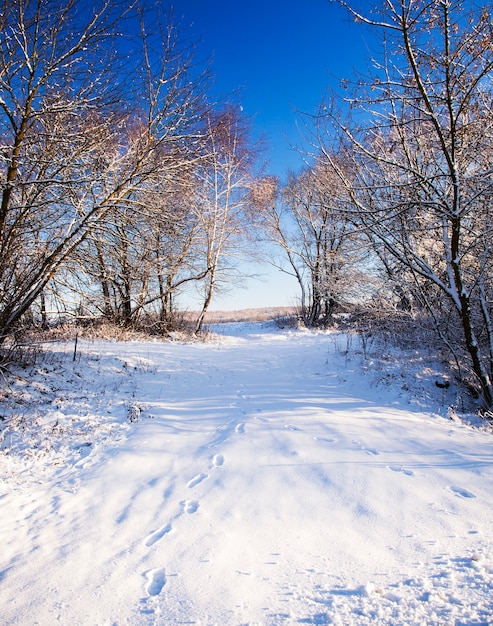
<box><xmin>389</xmin><ymin>465</ymin><xmax>414</xmax><ymax>476</ymax></box>
<box><xmin>144</xmin><ymin>568</ymin><xmax>166</xmax><ymax>596</ymax></box>
<box><xmin>187</xmin><ymin>473</ymin><xmax>208</xmax><ymax>488</ymax></box>
<box><xmin>449</xmin><ymin>485</ymin><xmax>476</xmax><ymax>498</ymax></box>
<box><xmin>235</xmin><ymin>422</ymin><xmax>245</xmax><ymax>434</ymax></box>
<box><xmin>144</xmin><ymin>522</ymin><xmax>173</xmax><ymax>547</ymax></box>
<box><xmin>284</xmin><ymin>424</ymin><xmax>302</xmax><ymax>431</ymax></box>
<box><xmin>212</xmin><ymin>453</ymin><xmax>224</xmax><ymax>467</ymax></box>
<box><xmin>182</xmin><ymin>499</ymin><xmax>199</xmax><ymax>514</ymax></box>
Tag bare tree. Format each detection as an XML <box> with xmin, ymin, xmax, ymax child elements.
<box><xmin>193</xmin><ymin>106</ymin><xmax>258</xmax><ymax>333</ymax></box>
<box><xmin>285</xmin><ymin>161</ymin><xmax>373</xmax><ymax>325</ymax></box>
<box><xmin>257</xmin><ymin>160</ymin><xmax>373</xmax><ymax>326</ymax></box>
<box><xmin>321</xmin><ymin>0</ymin><xmax>493</xmax><ymax>406</ymax></box>
<box><xmin>0</xmin><ymin>0</ymin><xmax>211</xmax><ymax>343</ymax></box>
<box><xmin>0</xmin><ymin>0</ymin><xmax>130</xmax><ymax>343</ymax></box>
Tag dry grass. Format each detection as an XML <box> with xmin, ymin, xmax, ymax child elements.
<box><xmin>190</xmin><ymin>306</ymin><xmax>299</xmax><ymax>324</ymax></box>
<box><xmin>21</xmin><ymin>306</ymin><xmax>300</xmax><ymax>346</ymax></box>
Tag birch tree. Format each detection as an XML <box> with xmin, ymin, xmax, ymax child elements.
<box><xmin>194</xmin><ymin>106</ymin><xmax>257</xmax><ymax>333</ymax></box>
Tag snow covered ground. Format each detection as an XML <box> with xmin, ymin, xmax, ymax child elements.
<box><xmin>1</xmin><ymin>322</ymin><xmax>492</xmax><ymax>625</ymax></box>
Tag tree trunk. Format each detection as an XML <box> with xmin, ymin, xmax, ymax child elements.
<box><xmin>195</xmin><ymin>270</ymin><xmax>215</xmax><ymax>334</ymax></box>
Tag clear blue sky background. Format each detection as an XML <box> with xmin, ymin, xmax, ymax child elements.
<box><xmin>175</xmin><ymin>0</ymin><xmax>370</xmax><ymax>310</ymax></box>
<box><xmin>178</xmin><ymin>0</ymin><xmax>369</xmax><ymax>177</ymax></box>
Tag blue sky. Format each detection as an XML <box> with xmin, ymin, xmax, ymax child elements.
<box><xmin>178</xmin><ymin>0</ymin><xmax>369</xmax><ymax>178</ymax></box>
<box><xmin>174</xmin><ymin>0</ymin><xmax>370</xmax><ymax>310</ymax></box>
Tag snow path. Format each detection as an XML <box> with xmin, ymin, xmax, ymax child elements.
<box><xmin>1</xmin><ymin>323</ymin><xmax>493</xmax><ymax>625</ymax></box>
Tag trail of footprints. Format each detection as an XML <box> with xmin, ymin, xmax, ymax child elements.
<box><xmin>141</xmin><ymin>441</ymin><xmax>231</xmax><ymax>599</ymax></box>
<box><xmin>140</xmin><ymin>414</ymin><xmax>478</xmax><ymax>601</ymax></box>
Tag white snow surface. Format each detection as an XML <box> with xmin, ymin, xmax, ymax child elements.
<box><xmin>1</xmin><ymin>322</ymin><xmax>492</xmax><ymax>625</ymax></box>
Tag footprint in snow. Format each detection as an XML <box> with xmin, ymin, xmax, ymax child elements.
<box><xmin>315</xmin><ymin>437</ymin><xmax>336</xmax><ymax>444</ymax></box>
<box><xmin>212</xmin><ymin>454</ymin><xmax>224</xmax><ymax>467</ymax></box>
<box><xmin>144</xmin><ymin>522</ymin><xmax>173</xmax><ymax>547</ymax></box>
<box><xmin>285</xmin><ymin>424</ymin><xmax>303</xmax><ymax>431</ymax></box>
<box><xmin>145</xmin><ymin>568</ymin><xmax>166</xmax><ymax>596</ymax></box>
<box><xmin>235</xmin><ymin>422</ymin><xmax>245</xmax><ymax>434</ymax></box>
<box><xmin>187</xmin><ymin>473</ymin><xmax>208</xmax><ymax>488</ymax></box>
<box><xmin>449</xmin><ymin>485</ymin><xmax>476</xmax><ymax>499</ymax></box>
<box><xmin>389</xmin><ymin>465</ymin><xmax>414</xmax><ymax>477</ymax></box>
<box><xmin>182</xmin><ymin>499</ymin><xmax>199</xmax><ymax>514</ymax></box>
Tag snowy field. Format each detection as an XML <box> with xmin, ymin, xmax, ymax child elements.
<box><xmin>1</xmin><ymin>321</ymin><xmax>492</xmax><ymax>625</ymax></box>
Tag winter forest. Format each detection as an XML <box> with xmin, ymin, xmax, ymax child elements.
<box><xmin>1</xmin><ymin>0</ymin><xmax>493</xmax><ymax>624</ymax></box>
<box><xmin>0</xmin><ymin>1</ymin><xmax>493</xmax><ymax>408</ymax></box>
<box><xmin>1</xmin><ymin>0</ymin><xmax>493</xmax><ymax>408</ymax></box>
